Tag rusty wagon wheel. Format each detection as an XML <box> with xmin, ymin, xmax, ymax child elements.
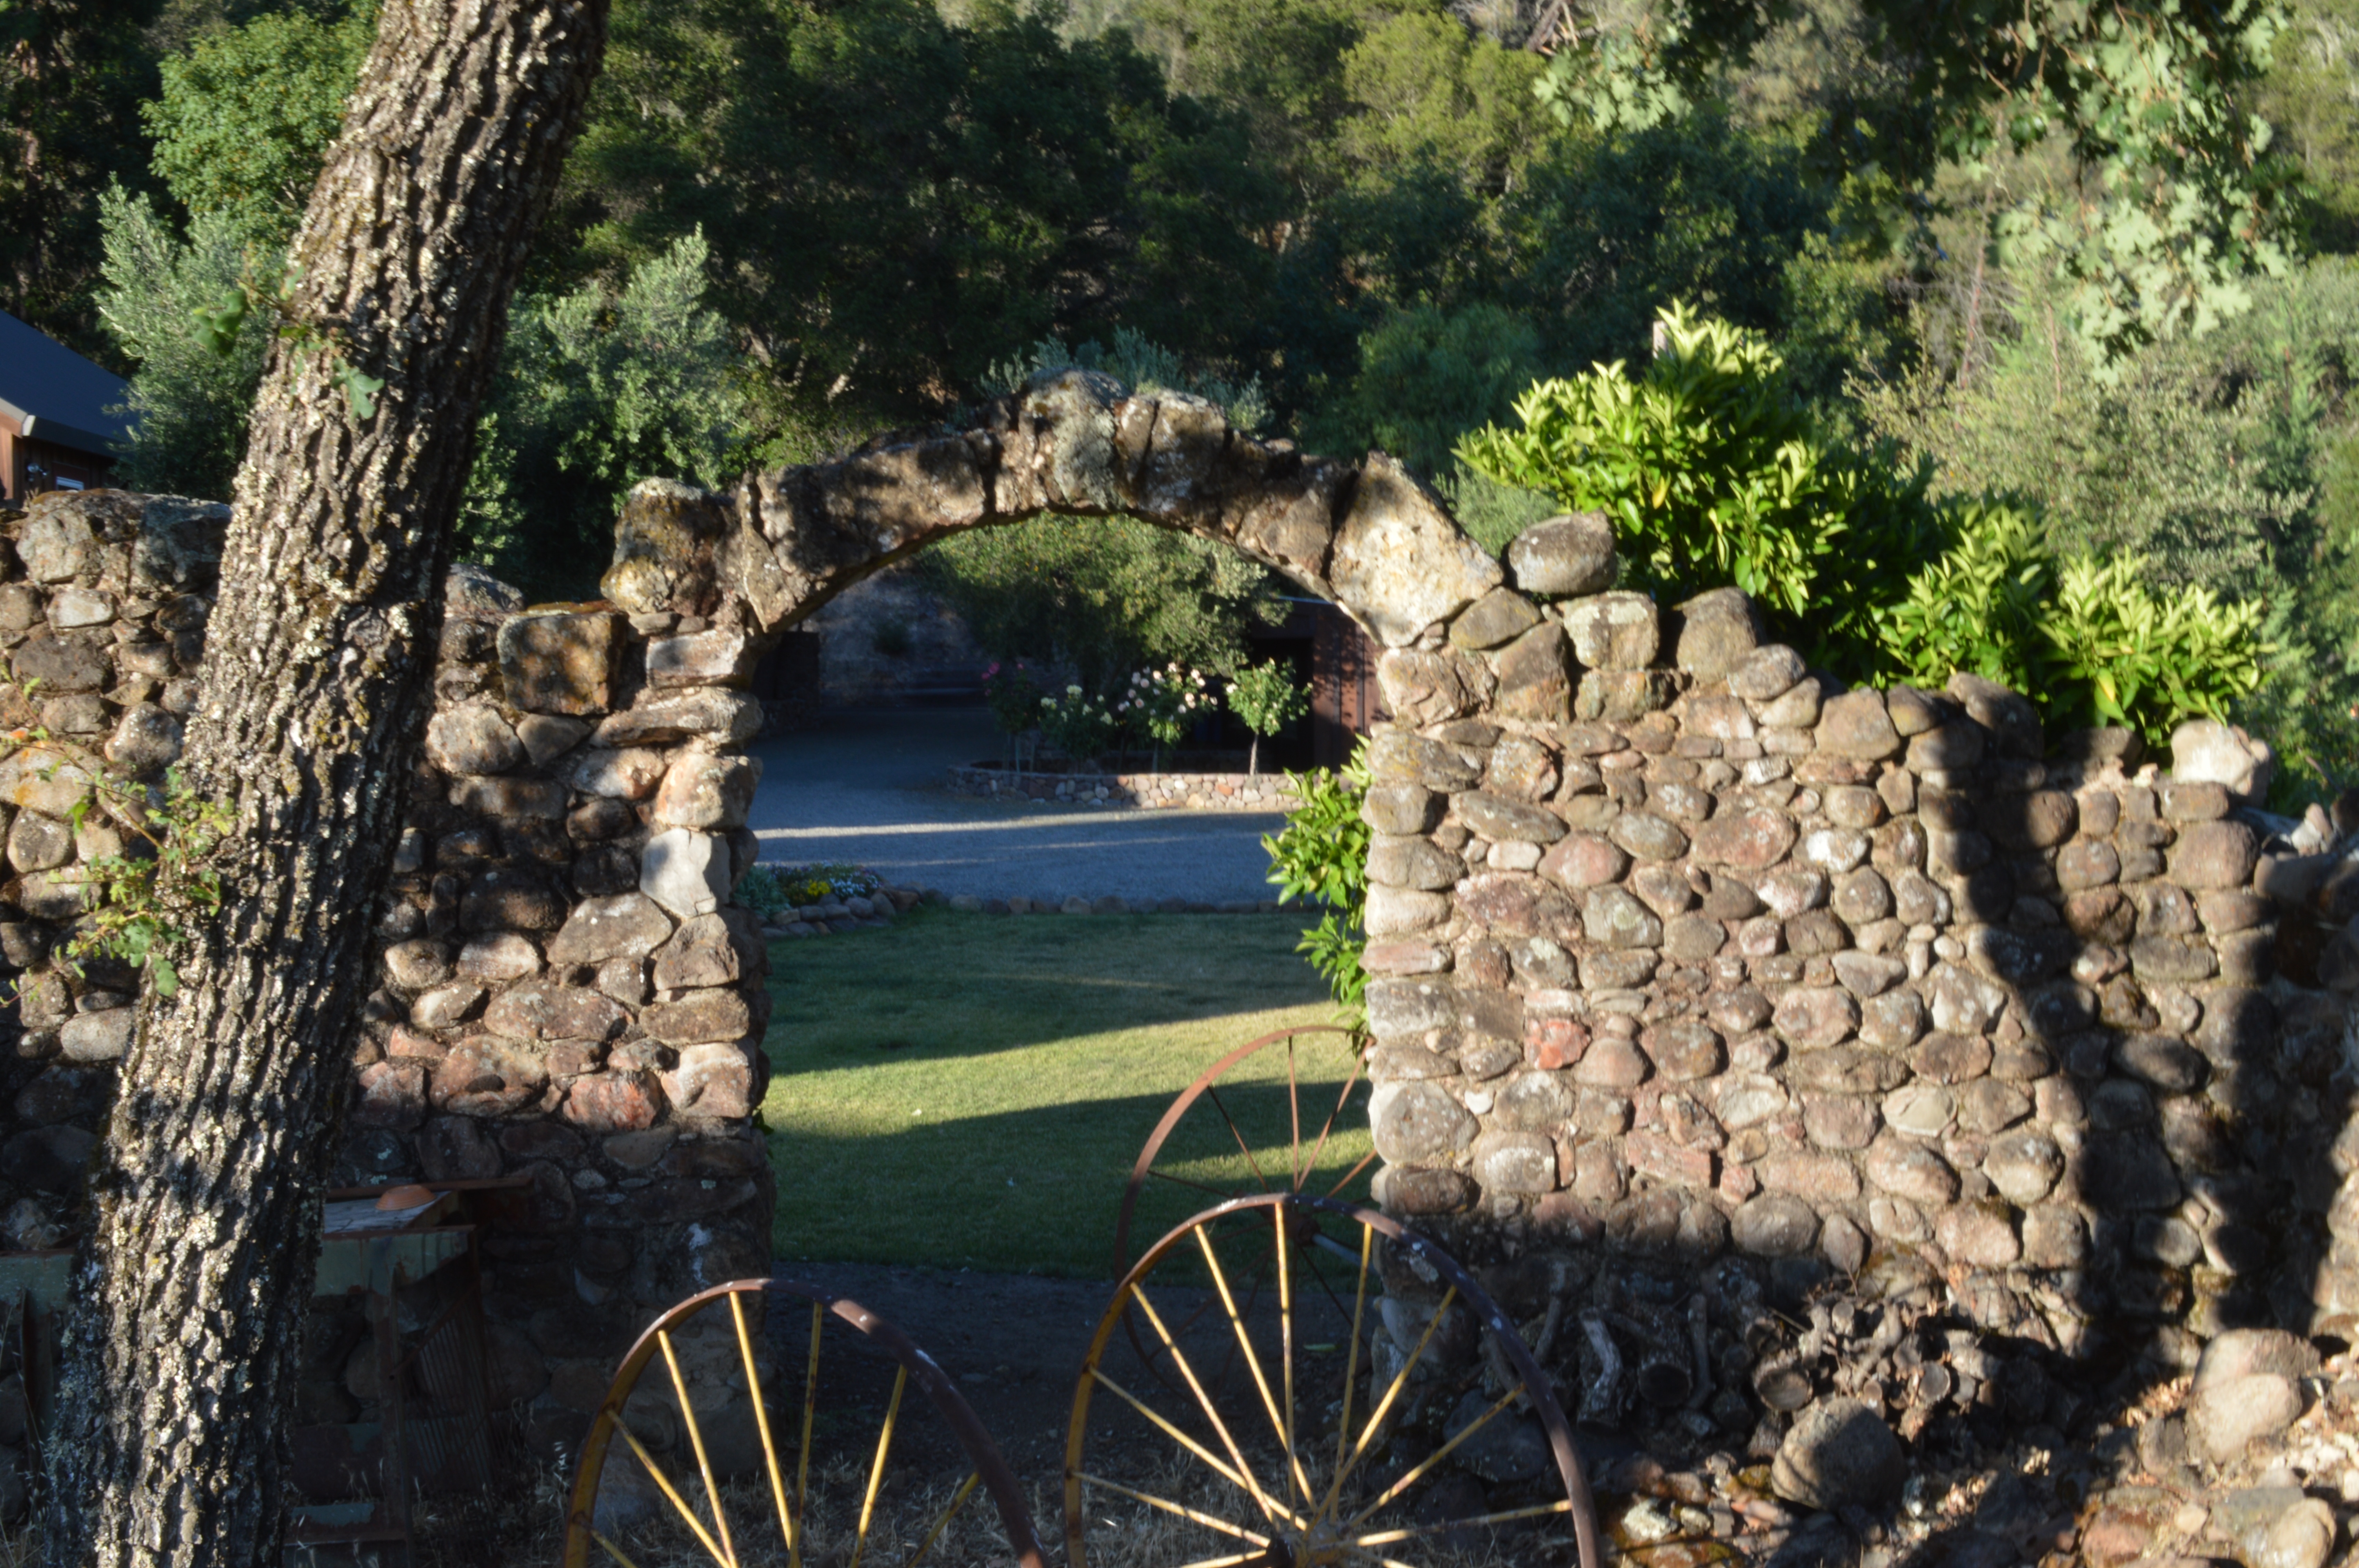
<box><xmin>562</xmin><ymin>1279</ymin><xmax>1049</xmax><ymax>1568</ymax></box>
<box><xmin>1114</xmin><ymin>1026</ymin><xmax>1379</xmax><ymax>1395</ymax></box>
<box><xmin>1066</xmin><ymin>1194</ymin><xmax>1603</xmax><ymax>1568</ymax></box>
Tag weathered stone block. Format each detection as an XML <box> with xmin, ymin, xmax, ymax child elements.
<box><xmin>1447</xmin><ymin>587</ymin><xmax>1541</xmax><ymax>651</ymax></box>
<box><xmin>643</xmin><ymin>989</ymin><xmax>754</xmax><ymax>1045</ymax></box>
<box><xmin>1562</xmin><ymin>591</ymin><xmax>1659</xmax><ymax>670</ymax></box>
<box><xmin>448</xmin><ymin>777</ymin><xmax>568</xmax><ymax>819</ymax></box>
<box><xmin>661</xmin><ymin>1043</ymin><xmax>755</xmax><ymax>1118</ymax></box>
<box><xmin>1691</xmin><ymin>807</ymin><xmax>1796</xmax><ymax>870</ymax></box>
<box><xmin>647</xmin><ymin>630</ymin><xmax>760</xmax><ymax>688</ymax></box>
<box><xmin>1815</xmin><ymin>691</ymin><xmax>1901</xmax><ymax>760</ymax></box>
<box><xmin>596</xmin><ymin>690</ymin><xmax>765</xmax><ymax>748</ymax></box>
<box><xmin>105</xmin><ymin>703</ymin><xmax>182</xmax><ymax>772</ymax></box>
<box><xmin>1328</xmin><ymin>454</ymin><xmax>1503</xmax><ymax>645</ymax></box>
<box><xmin>485</xmin><ymin>981</ymin><xmax>631</xmax><ymax>1042</ymax></box>
<box><xmin>426</xmin><ymin>705</ymin><xmax>525</xmax><ymax>776</ymax></box>
<box><xmin>1490</xmin><ymin>622</ymin><xmax>1574</xmax><ymax>724</ymax></box>
<box><xmin>1377</xmin><ymin>648</ymin><xmax>1493</xmax><ymax>726</ymax></box>
<box><xmin>460</xmin><ymin>868</ymin><xmax>567</xmax><ymax>931</ymax></box>
<box><xmin>500</xmin><ymin>612</ymin><xmax>623</xmax><ymax>715</ymax></box>
<box><xmin>563</xmin><ymin>1071</ymin><xmax>662</xmax><ymax>1133</ymax></box>
<box><xmin>1504</xmin><ymin>512</ymin><xmax>1614</xmax><ymax>599</ymax></box>
<box><xmin>1574</xmin><ymin>669</ymin><xmax>1674</xmax><ymax>722</ymax></box>
<box><xmin>58</xmin><ymin>1010</ymin><xmax>134</xmax><ymax>1063</ymax></box>
<box><xmin>1370</xmin><ymin>1082</ymin><xmax>1478</xmax><ymax>1164</ymax></box>
<box><xmin>641</xmin><ymin>829</ymin><xmax>732</xmax><ymax>919</ymax></box>
<box><xmin>652</xmin><ymin>752</ymin><xmax>761</xmax><ymax>831</ymax></box>
<box><xmin>1671</xmin><ymin>587</ymin><xmax>1761</xmax><ymax>677</ymax></box>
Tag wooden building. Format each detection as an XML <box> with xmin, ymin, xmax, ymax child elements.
<box><xmin>0</xmin><ymin>312</ymin><xmax>133</xmax><ymax>503</ymax></box>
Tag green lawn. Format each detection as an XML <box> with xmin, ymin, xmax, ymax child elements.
<box><xmin>759</xmin><ymin>909</ymin><xmax>1372</xmax><ymax>1277</ymax></box>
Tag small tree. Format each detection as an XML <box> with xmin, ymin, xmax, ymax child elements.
<box><xmin>1227</xmin><ymin>658</ymin><xmax>1308</xmax><ymax>775</ymax></box>
<box><xmin>1119</xmin><ymin>662</ymin><xmax>1216</xmax><ymax>771</ymax></box>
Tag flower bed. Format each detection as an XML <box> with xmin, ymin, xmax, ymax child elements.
<box><xmin>946</xmin><ymin>764</ymin><xmax>1304</xmax><ymax>811</ymax></box>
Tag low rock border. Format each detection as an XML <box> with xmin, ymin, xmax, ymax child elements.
<box><xmin>945</xmin><ymin>763</ymin><xmax>1303</xmax><ymax>811</ymax></box>
<box><xmin>758</xmin><ymin>885</ymin><xmax>1298</xmax><ymax>936</ymax></box>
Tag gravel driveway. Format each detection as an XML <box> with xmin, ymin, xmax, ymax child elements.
<box><xmin>744</xmin><ymin>706</ymin><xmax>1289</xmax><ymax>904</ymax></box>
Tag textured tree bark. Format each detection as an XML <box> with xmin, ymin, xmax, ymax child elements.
<box><xmin>44</xmin><ymin>1</ymin><xmax>607</xmax><ymax>1562</ymax></box>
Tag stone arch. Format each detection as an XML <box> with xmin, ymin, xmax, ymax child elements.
<box><xmin>598</xmin><ymin>370</ymin><xmax>1545</xmax><ymax>654</ymax></box>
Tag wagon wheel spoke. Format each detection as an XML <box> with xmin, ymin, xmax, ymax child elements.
<box><xmin>587</xmin><ymin>1528</ymin><xmax>648</xmax><ymax>1568</ymax></box>
<box><xmin>794</xmin><ymin>1299</ymin><xmax>823</xmax><ymax>1568</ymax></box>
<box><xmin>1305</xmin><ymin>1242</ymin><xmax>1359</xmax><ymax>1339</ymax></box>
<box><xmin>1349</xmin><ymin>1498</ymin><xmax>1577</xmax><ymax>1550</ymax></box>
<box><xmin>616</xmin><ymin>1418</ymin><xmax>733</xmax><ymax>1568</ymax></box>
<box><xmin>1275</xmin><ymin>1208</ymin><xmax>1300</xmax><ymax>1497</ymax></box>
<box><xmin>1144</xmin><ymin>1169</ymin><xmax>1240</xmax><ymax>1200</ymax></box>
<box><xmin>1126</xmin><ymin>1285</ymin><xmax>1294</xmax><ymax>1528</ymax></box>
<box><xmin>905</xmin><ymin>1471</ymin><xmax>981</xmax><ymax>1568</ymax></box>
<box><xmin>1320</xmin><ymin>1149</ymin><xmax>1380</xmax><ymax>1203</ymax></box>
<box><xmin>1202</xmin><ymin>1085</ymin><xmax>1275</xmax><ymax>1194</ymax></box>
<box><xmin>658</xmin><ymin>1328</ymin><xmax>740</xmax><ymax>1568</ymax></box>
<box><xmin>1308</xmin><ymin>1283</ymin><xmax>1459</xmax><ymax>1537</ymax></box>
<box><xmin>1300</xmin><ymin>1049</ymin><xmax>1367</xmax><ymax>1196</ymax></box>
<box><xmin>1286</xmin><ymin>1037</ymin><xmax>1305</xmax><ymax>1191</ymax></box>
<box><xmin>567</xmin><ymin>1283</ymin><xmax>1047</xmax><ymax>1568</ymax></box>
<box><xmin>1339</xmin><ymin>1385</ymin><xmax>1526</xmax><ymax>1534</ymax></box>
<box><xmin>847</xmin><ymin>1364</ymin><xmax>908</xmax><ymax>1568</ymax></box>
<box><xmin>1074</xmin><ymin>1196</ymin><xmax>1600</xmax><ymax>1568</ymax></box>
<box><xmin>1329</xmin><ymin>1220</ymin><xmax>1376</xmax><ymax>1523</ymax></box>
<box><xmin>1072</xmin><ymin>1471</ymin><xmax>1272</xmax><ymax>1546</ymax></box>
<box><xmin>1194</xmin><ymin>1224</ymin><xmax>1312</xmax><ymax>1508</ymax></box>
<box><xmin>727</xmin><ymin>1292</ymin><xmax>796</xmax><ymax>1557</ymax></box>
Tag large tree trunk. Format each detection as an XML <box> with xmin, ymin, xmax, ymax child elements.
<box><xmin>44</xmin><ymin>1</ymin><xmax>607</xmax><ymax>1562</ymax></box>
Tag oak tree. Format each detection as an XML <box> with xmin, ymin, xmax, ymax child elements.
<box><xmin>43</xmin><ymin>0</ymin><xmax>609</xmax><ymax>1561</ymax></box>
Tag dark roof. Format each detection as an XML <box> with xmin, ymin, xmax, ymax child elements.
<box><xmin>0</xmin><ymin>311</ymin><xmax>134</xmax><ymax>457</ymax></box>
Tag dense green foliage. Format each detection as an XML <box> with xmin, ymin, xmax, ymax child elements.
<box><xmin>96</xmin><ymin>188</ymin><xmax>267</xmax><ymax>499</ymax></box>
<box><xmin>20</xmin><ymin>0</ymin><xmax>2359</xmax><ymax>801</ymax></box>
<box><xmin>1465</xmin><ymin>305</ymin><xmax>2272</xmax><ymax>749</ymax></box>
<box><xmin>0</xmin><ymin>0</ymin><xmax>166</xmax><ymax>350</ymax></box>
<box><xmin>1461</xmin><ymin>305</ymin><xmax>1941</xmax><ymax>670</ymax></box>
<box><xmin>924</xmin><ymin>330</ymin><xmax>1285</xmax><ymax>690</ymax></box>
<box><xmin>1262</xmin><ymin>745</ymin><xmax>1371</xmax><ymax>1013</ymax></box>
<box><xmin>461</xmin><ymin>232</ymin><xmax>751</xmax><ymax>596</ymax></box>
<box><xmin>144</xmin><ymin>4</ymin><xmax>371</xmax><ymax>243</ymax></box>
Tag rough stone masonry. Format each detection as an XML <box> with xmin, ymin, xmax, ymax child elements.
<box><xmin>0</xmin><ymin>486</ymin><xmax>780</xmax><ymax>1475</ymax></box>
<box><xmin>2</xmin><ymin>363</ymin><xmax>2357</xmax><ymax>1506</ymax></box>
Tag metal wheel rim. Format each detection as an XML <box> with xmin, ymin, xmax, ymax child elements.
<box><xmin>560</xmin><ymin>1276</ymin><xmax>1050</xmax><ymax>1568</ymax></box>
<box><xmin>1066</xmin><ymin>1193</ymin><xmax>1603</xmax><ymax>1568</ymax></box>
<box><xmin>1115</xmin><ymin>1027</ymin><xmax>1376</xmax><ymax>1387</ymax></box>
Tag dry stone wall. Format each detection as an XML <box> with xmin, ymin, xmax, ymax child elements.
<box><xmin>1352</xmin><ymin>513</ymin><xmax>2354</xmax><ymax>1367</ymax></box>
<box><xmin>945</xmin><ymin>762</ymin><xmax>1301</xmax><ymax>810</ymax></box>
<box><xmin>0</xmin><ymin>487</ymin><xmax>780</xmax><ymax>1463</ymax></box>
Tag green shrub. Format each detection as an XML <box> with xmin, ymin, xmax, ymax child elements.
<box><xmin>1874</xmin><ymin>507</ymin><xmax>2270</xmax><ymax>748</ymax></box>
<box><xmin>2039</xmin><ymin>555</ymin><xmax>2268</xmax><ymax>742</ymax></box>
<box><xmin>1037</xmin><ymin>685</ymin><xmax>1121</xmax><ymax>764</ymax></box>
<box><xmin>1465</xmin><ymin>302</ymin><xmax>2275</xmax><ymax>754</ymax></box>
<box><xmin>1456</xmin><ymin>302</ymin><xmax>1941</xmax><ymax>670</ymax></box>
<box><xmin>1262</xmin><ymin>746</ymin><xmax>1370</xmax><ymax>1014</ymax></box>
<box><xmin>1872</xmin><ymin>503</ymin><xmax>2055</xmax><ymax>695</ymax></box>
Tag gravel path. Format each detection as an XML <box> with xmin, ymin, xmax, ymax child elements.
<box><xmin>744</xmin><ymin>706</ymin><xmax>1287</xmax><ymax>904</ymax></box>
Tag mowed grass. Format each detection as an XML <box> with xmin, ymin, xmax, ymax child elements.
<box><xmin>760</xmin><ymin>909</ymin><xmax>1372</xmax><ymax>1277</ymax></box>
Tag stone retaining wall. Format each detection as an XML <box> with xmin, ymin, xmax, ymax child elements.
<box><xmin>945</xmin><ymin>763</ymin><xmax>1301</xmax><ymax>810</ymax></box>
<box><xmin>1351</xmin><ymin>531</ymin><xmax>2354</xmax><ymax>1370</ymax></box>
<box><xmin>0</xmin><ymin>487</ymin><xmax>780</xmax><ymax>1468</ymax></box>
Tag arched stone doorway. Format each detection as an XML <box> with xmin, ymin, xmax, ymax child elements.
<box><xmin>600</xmin><ymin>370</ymin><xmax>1514</xmax><ymax>655</ymax></box>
